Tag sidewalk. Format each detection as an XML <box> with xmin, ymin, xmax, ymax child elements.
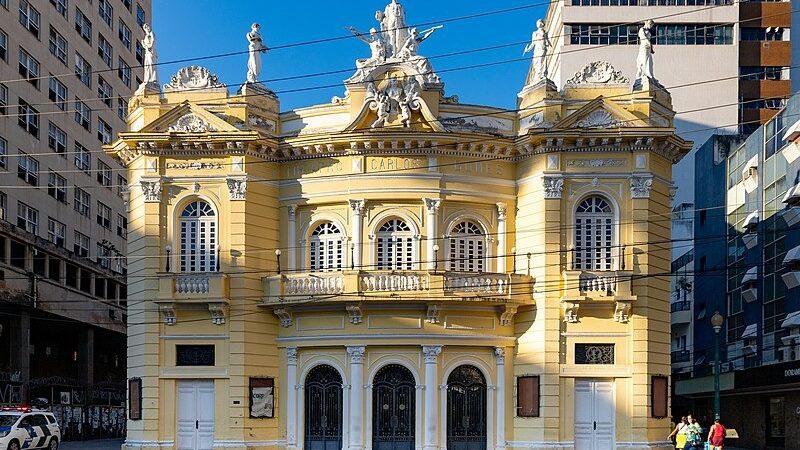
<box><xmin>60</xmin><ymin>439</ymin><xmax>123</xmax><ymax>450</ymax></box>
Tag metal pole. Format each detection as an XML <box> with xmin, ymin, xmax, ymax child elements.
<box><xmin>714</xmin><ymin>330</ymin><xmax>720</xmax><ymax>420</ymax></box>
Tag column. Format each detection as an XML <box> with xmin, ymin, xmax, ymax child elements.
<box><xmin>347</xmin><ymin>345</ymin><xmax>366</xmax><ymax>450</ymax></box>
<box><xmin>494</xmin><ymin>347</ymin><xmax>506</xmax><ymax>450</ymax></box>
<box><xmin>422</xmin><ymin>345</ymin><xmax>442</xmax><ymax>450</ymax></box>
<box><xmin>349</xmin><ymin>200</ymin><xmax>365</xmax><ymax>270</ymax></box>
<box><xmin>8</xmin><ymin>312</ymin><xmax>30</xmax><ymax>383</ymax></box>
<box><xmin>82</xmin><ymin>328</ymin><xmax>95</xmax><ymax>385</ymax></box>
<box><xmin>496</xmin><ymin>203</ymin><xmax>507</xmax><ymax>273</ymax></box>
<box><xmin>286</xmin><ymin>347</ymin><xmax>298</xmax><ymax>449</ymax></box>
<box><xmin>287</xmin><ymin>205</ymin><xmax>297</xmax><ymax>272</ymax></box>
<box><xmin>423</xmin><ymin>199</ymin><xmax>441</xmax><ymax>270</ymax></box>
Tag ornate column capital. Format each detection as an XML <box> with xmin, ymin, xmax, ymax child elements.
<box><xmin>346</xmin><ymin>345</ymin><xmax>366</xmax><ymax>364</ymax></box>
<box><xmin>422</xmin><ymin>345</ymin><xmax>442</xmax><ymax>364</ymax></box>
<box><xmin>423</xmin><ymin>198</ymin><xmax>442</xmax><ymax>213</ymax></box>
<box><xmin>349</xmin><ymin>199</ymin><xmax>366</xmax><ymax>216</ymax></box>
<box><xmin>496</xmin><ymin>202</ymin><xmax>508</xmax><ymax>221</ymax></box>
<box><xmin>630</xmin><ymin>175</ymin><xmax>653</xmax><ymax>199</ymax></box>
<box><xmin>543</xmin><ymin>176</ymin><xmax>564</xmax><ymax>199</ymax></box>
<box><xmin>225</xmin><ymin>177</ymin><xmax>247</xmax><ymax>201</ymax></box>
<box><xmin>287</xmin><ymin>204</ymin><xmax>298</xmax><ymax>220</ymax></box>
<box><xmin>494</xmin><ymin>346</ymin><xmax>506</xmax><ymax>364</ymax></box>
<box><xmin>140</xmin><ymin>179</ymin><xmax>161</xmax><ymax>203</ymax></box>
<box><xmin>287</xmin><ymin>347</ymin><xmax>298</xmax><ymax>365</ymax></box>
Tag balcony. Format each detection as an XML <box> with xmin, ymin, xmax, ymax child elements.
<box><xmin>671</xmin><ymin>301</ymin><xmax>692</xmax><ymax>326</ymax></box>
<box><xmin>671</xmin><ymin>349</ymin><xmax>691</xmax><ymax>364</ymax></box>
<box><xmin>561</xmin><ymin>270</ymin><xmax>634</xmax><ymax>300</ymax></box>
<box><xmin>262</xmin><ymin>270</ymin><xmax>532</xmax><ymax>305</ymax></box>
<box><xmin>156</xmin><ymin>272</ymin><xmax>230</xmax><ymax>325</ymax></box>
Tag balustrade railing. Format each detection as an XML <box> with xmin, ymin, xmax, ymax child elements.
<box><xmin>578</xmin><ymin>272</ymin><xmax>618</xmax><ymax>294</ymax></box>
<box><xmin>175</xmin><ymin>274</ymin><xmax>210</xmax><ymax>294</ymax></box>
<box><xmin>360</xmin><ymin>271</ymin><xmax>429</xmax><ymax>292</ymax></box>
<box><xmin>284</xmin><ymin>273</ymin><xmax>344</xmax><ymax>295</ymax></box>
<box><xmin>444</xmin><ymin>273</ymin><xmax>510</xmax><ymax>294</ymax></box>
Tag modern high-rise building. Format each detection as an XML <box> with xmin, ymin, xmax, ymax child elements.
<box><xmin>0</xmin><ymin>0</ymin><xmax>150</xmax><ymax>441</ymax></box>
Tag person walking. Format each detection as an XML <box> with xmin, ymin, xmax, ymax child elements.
<box><xmin>683</xmin><ymin>415</ymin><xmax>704</xmax><ymax>450</ymax></box>
<box><xmin>668</xmin><ymin>416</ymin><xmax>689</xmax><ymax>449</ymax></box>
<box><xmin>708</xmin><ymin>418</ymin><xmax>727</xmax><ymax>449</ymax></box>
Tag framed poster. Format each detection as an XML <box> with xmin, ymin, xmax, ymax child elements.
<box><xmin>249</xmin><ymin>378</ymin><xmax>274</xmax><ymax>418</ymax></box>
<box><xmin>129</xmin><ymin>378</ymin><xmax>142</xmax><ymax>421</ymax></box>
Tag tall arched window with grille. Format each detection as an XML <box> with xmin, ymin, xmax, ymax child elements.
<box><xmin>310</xmin><ymin>222</ymin><xmax>344</xmax><ymax>272</ymax></box>
<box><xmin>179</xmin><ymin>200</ymin><xmax>217</xmax><ymax>272</ymax></box>
<box><xmin>376</xmin><ymin>219</ymin><xmax>415</xmax><ymax>270</ymax></box>
<box><xmin>574</xmin><ymin>196</ymin><xmax>614</xmax><ymax>271</ymax></box>
<box><xmin>448</xmin><ymin>221</ymin><xmax>485</xmax><ymax>272</ymax></box>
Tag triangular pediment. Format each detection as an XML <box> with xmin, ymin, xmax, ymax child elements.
<box><xmin>555</xmin><ymin>97</ymin><xmax>649</xmax><ymax>130</ymax></box>
<box><xmin>141</xmin><ymin>101</ymin><xmax>241</xmax><ymax>134</ymax></box>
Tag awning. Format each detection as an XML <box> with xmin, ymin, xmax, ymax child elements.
<box><xmin>743</xmin><ymin>211</ymin><xmax>759</xmax><ymax>231</ymax></box>
<box><xmin>785</xmin><ymin>245</ymin><xmax>800</xmax><ymax>265</ymax></box>
<box><xmin>741</xmin><ymin>323</ymin><xmax>758</xmax><ymax>339</ymax></box>
<box><xmin>782</xmin><ymin>311</ymin><xmax>800</xmax><ymax>329</ymax></box>
<box><xmin>784</xmin><ymin>119</ymin><xmax>800</xmax><ymax>141</ymax></box>
<box><xmin>784</xmin><ymin>183</ymin><xmax>800</xmax><ymax>205</ymax></box>
<box><xmin>741</xmin><ymin>266</ymin><xmax>758</xmax><ymax>285</ymax></box>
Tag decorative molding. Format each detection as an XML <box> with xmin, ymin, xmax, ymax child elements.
<box><xmin>563</xmin><ymin>302</ymin><xmax>579</xmax><ymax>323</ymax></box>
<box><xmin>165</xmin><ymin>162</ymin><xmax>224</xmax><ymax>170</ymax></box>
<box><xmin>423</xmin><ymin>198</ymin><xmax>442</xmax><ymax>213</ymax></box>
<box><xmin>274</xmin><ymin>308</ymin><xmax>292</xmax><ymax>328</ymax></box>
<box><xmin>287</xmin><ymin>204</ymin><xmax>298</xmax><ymax>220</ymax></box>
<box><xmin>159</xmin><ymin>304</ymin><xmax>176</xmax><ymax>326</ymax></box>
<box><xmin>566</xmin><ymin>61</ymin><xmax>629</xmax><ymax>85</ymax></box>
<box><xmin>543</xmin><ymin>177</ymin><xmax>564</xmax><ymax>199</ymax></box>
<box><xmin>567</xmin><ymin>159</ymin><xmax>626</xmax><ymax>168</ymax></box>
<box><xmin>614</xmin><ymin>301</ymin><xmax>632</xmax><ymax>323</ymax></box>
<box><xmin>494</xmin><ymin>346</ymin><xmax>506</xmax><ymax>364</ymax></box>
<box><xmin>576</xmin><ymin>110</ymin><xmax>621</xmax><ymax>129</ymax></box>
<box><xmin>346</xmin><ymin>304</ymin><xmax>364</xmax><ymax>325</ymax></box>
<box><xmin>163</xmin><ymin>66</ymin><xmax>225</xmax><ymax>91</ymax></box>
<box><xmin>499</xmin><ymin>305</ymin><xmax>517</xmax><ymax>326</ymax></box>
<box><xmin>168</xmin><ymin>113</ymin><xmax>216</xmax><ymax>133</ymax></box>
<box><xmin>286</xmin><ymin>347</ymin><xmax>298</xmax><ymax>365</ymax></box>
<box><xmin>422</xmin><ymin>345</ymin><xmax>442</xmax><ymax>364</ymax></box>
<box><xmin>426</xmin><ymin>304</ymin><xmax>441</xmax><ymax>324</ymax></box>
<box><xmin>349</xmin><ymin>199</ymin><xmax>366</xmax><ymax>216</ymax></box>
<box><xmin>496</xmin><ymin>202</ymin><xmax>508</xmax><ymax>221</ymax></box>
<box><xmin>208</xmin><ymin>302</ymin><xmax>228</xmax><ymax>325</ymax></box>
<box><xmin>630</xmin><ymin>175</ymin><xmax>654</xmax><ymax>199</ymax></box>
<box><xmin>140</xmin><ymin>179</ymin><xmax>161</xmax><ymax>202</ymax></box>
<box><xmin>346</xmin><ymin>345</ymin><xmax>366</xmax><ymax>364</ymax></box>
<box><xmin>226</xmin><ymin>177</ymin><xmax>247</xmax><ymax>201</ymax></box>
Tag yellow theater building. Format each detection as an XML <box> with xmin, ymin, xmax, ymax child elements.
<box><xmin>108</xmin><ymin>3</ymin><xmax>690</xmax><ymax>450</ymax></box>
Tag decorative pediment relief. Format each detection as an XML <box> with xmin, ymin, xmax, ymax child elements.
<box><xmin>168</xmin><ymin>113</ymin><xmax>216</xmax><ymax>133</ymax></box>
<box><xmin>566</xmin><ymin>61</ymin><xmax>629</xmax><ymax>85</ymax></box>
<box><xmin>163</xmin><ymin>66</ymin><xmax>226</xmax><ymax>92</ymax></box>
<box><xmin>555</xmin><ymin>97</ymin><xmax>648</xmax><ymax>130</ymax></box>
<box><xmin>140</xmin><ymin>102</ymin><xmax>240</xmax><ymax>134</ymax></box>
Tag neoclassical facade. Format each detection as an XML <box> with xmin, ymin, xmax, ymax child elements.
<box><xmin>108</xmin><ymin>4</ymin><xmax>690</xmax><ymax>450</ymax></box>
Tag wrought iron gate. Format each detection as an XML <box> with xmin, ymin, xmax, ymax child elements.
<box><xmin>373</xmin><ymin>364</ymin><xmax>415</xmax><ymax>450</ymax></box>
<box><xmin>305</xmin><ymin>365</ymin><xmax>343</xmax><ymax>450</ymax></box>
<box><xmin>446</xmin><ymin>366</ymin><xmax>487</xmax><ymax>450</ymax></box>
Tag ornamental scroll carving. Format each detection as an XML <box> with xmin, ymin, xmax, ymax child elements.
<box><xmin>576</xmin><ymin>111</ymin><xmax>621</xmax><ymax>129</ymax></box>
<box><xmin>226</xmin><ymin>177</ymin><xmax>247</xmax><ymax>201</ymax></box>
<box><xmin>168</xmin><ymin>113</ymin><xmax>216</xmax><ymax>133</ymax></box>
<box><xmin>422</xmin><ymin>345</ymin><xmax>442</xmax><ymax>364</ymax></box>
<box><xmin>140</xmin><ymin>179</ymin><xmax>161</xmax><ymax>202</ymax></box>
<box><xmin>347</xmin><ymin>346</ymin><xmax>366</xmax><ymax>364</ymax></box>
<box><xmin>163</xmin><ymin>66</ymin><xmax>225</xmax><ymax>91</ymax></box>
<box><xmin>566</xmin><ymin>61</ymin><xmax>629</xmax><ymax>85</ymax></box>
<box><xmin>166</xmin><ymin>162</ymin><xmax>224</xmax><ymax>170</ymax></box>
<box><xmin>630</xmin><ymin>176</ymin><xmax>653</xmax><ymax>199</ymax></box>
<box><xmin>543</xmin><ymin>177</ymin><xmax>564</xmax><ymax>199</ymax></box>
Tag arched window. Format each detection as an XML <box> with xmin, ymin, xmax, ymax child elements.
<box><xmin>448</xmin><ymin>221</ymin><xmax>485</xmax><ymax>272</ymax></box>
<box><xmin>376</xmin><ymin>219</ymin><xmax>414</xmax><ymax>270</ymax></box>
<box><xmin>310</xmin><ymin>222</ymin><xmax>344</xmax><ymax>272</ymax></box>
<box><xmin>574</xmin><ymin>196</ymin><xmax>614</xmax><ymax>271</ymax></box>
<box><xmin>179</xmin><ymin>200</ymin><xmax>217</xmax><ymax>272</ymax></box>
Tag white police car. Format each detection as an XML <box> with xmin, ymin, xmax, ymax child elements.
<box><xmin>0</xmin><ymin>407</ymin><xmax>60</xmax><ymax>450</ymax></box>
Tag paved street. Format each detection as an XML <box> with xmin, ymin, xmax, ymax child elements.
<box><xmin>60</xmin><ymin>439</ymin><xmax>123</xmax><ymax>450</ymax></box>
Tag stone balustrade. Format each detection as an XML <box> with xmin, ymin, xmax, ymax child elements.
<box><xmin>175</xmin><ymin>274</ymin><xmax>211</xmax><ymax>294</ymax></box>
<box><xmin>284</xmin><ymin>273</ymin><xmax>344</xmax><ymax>295</ymax></box>
<box><xmin>360</xmin><ymin>271</ymin><xmax>429</xmax><ymax>292</ymax></box>
<box><xmin>444</xmin><ymin>273</ymin><xmax>510</xmax><ymax>295</ymax></box>
<box><xmin>562</xmin><ymin>270</ymin><xmax>634</xmax><ymax>299</ymax></box>
<box><xmin>158</xmin><ymin>272</ymin><xmax>229</xmax><ymax>301</ymax></box>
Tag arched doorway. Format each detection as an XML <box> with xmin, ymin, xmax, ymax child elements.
<box><xmin>373</xmin><ymin>364</ymin><xmax>416</xmax><ymax>450</ymax></box>
<box><xmin>304</xmin><ymin>365</ymin><xmax>343</xmax><ymax>450</ymax></box>
<box><xmin>446</xmin><ymin>365</ymin><xmax>487</xmax><ymax>450</ymax></box>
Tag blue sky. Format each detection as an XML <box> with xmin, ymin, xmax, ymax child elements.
<box><xmin>153</xmin><ymin>0</ymin><xmax>547</xmax><ymax>111</ymax></box>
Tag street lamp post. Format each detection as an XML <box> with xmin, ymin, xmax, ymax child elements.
<box><xmin>711</xmin><ymin>311</ymin><xmax>725</xmax><ymax>420</ymax></box>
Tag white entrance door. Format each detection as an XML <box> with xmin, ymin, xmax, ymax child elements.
<box><xmin>177</xmin><ymin>380</ymin><xmax>215</xmax><ymax>450</ymax></box>
<box><xmin>574</xmin><ymin>379</ymin><xmax>615</xmax><ymax>450</ymax></box>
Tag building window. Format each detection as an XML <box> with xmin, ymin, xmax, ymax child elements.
<box><xmin>117</xmin><ymin>214</ymin><xmax>127</xmax><ymax>238</ymax></box>
<box><xmin>50</xmin><ymin>0</ymin><xmax>67</xmax><ymax>18</ymax></box>
<box><xmin>49</xmin><ymin>27</ymin><xmax>68</xmax><ymax>64</ymax></box>
<box><xmin>18</xmin><ymin>1</ymin><xmax>40</xmax><ymax>38</ymax></box>
<box><xmin>97</xmin><ymin>202</ymin><xmax>112</xmax><ymax>229</ymax></box>
<box><xmin>516</xmin><ymin>376</ymin><xmax>540</xmax><ymax>417</ymax></box>
<box><xmin>97</xmin><ymin>118</ymin><xmax>112</xmax><ymax>144</ymax></box>
<box><xmin>97</xmin><ymin>160</ymin><xmax>112</xmax><ymax>187</ymax></box>
<box><xmin>179</xmin><ymin>200</ymin><xmax>218</xmax><ymax>273</ymax></box>
<box><xmin>310</xmin><ymin>222</ymin><xmax>344</xmax><ymax>272</ymax></box>
<box><xmin>569</xmin><ymin>23</ymin><xmax>733</xmax><ymax>45</ymax></box>
<box><xmin>0</xmin><ymin>29</ymin><xmax>6</xmax><ymax>61</ymax></box>
<box><xmin>135</xmin><ymin>40</ymin><xmax>144</xmax><ymax>64</ymax></box>
<box><xmin>98</xmin><ymin>34</ymin><xmax>113</xmax><ymax>67</ymax></box>
<box><xmin>17</xmin><ymin>153</ymin><xmax>39</xmax><ymax>186</ymax></box>
<box><xmin>18</xmin><ymin>99</ymin><xmax>40</xmax><ymax>138</ymax></box>
<box><xmin>447</xmin><ymin>221</ymin><xmax>485</xmax><ymax>272</ymax></box>
<box><xmin>73</xmin><ymin>187</ymin><xmax>90</xmax><ymax>216</ymax></box>
<box><xmin>117</xmin><ymin>97</ymin><xmax>128</xmax><ymax>120</ymax></box>
<box><xmin>18</xmin><ymin>49</ymin><xmax>40</xmax><ymax>88</ymax></box>
<box><xmin>47</xmin><ymin>123</ymin><xmax>67</xmax><ymax>156</ymax></box>
<box><xmin>0</xmin><ymin>138</ymin><xmax>6</xmax><ymax>168</ymax></box>
<box><xmin>75</xmin><ymin>8</ymin><xmax>92</xmax><ymax>44</ymax></box>
<box><xmin>97</xmin><ymin>241</ymin><xmax>112</xmax><ymax>268</ymax></box>
<box><xmin>17</xmin><ymin>202</ymin><xmax>38</xmax><ymax>234</ymax></box>
<box><xmin>74</xmin><ymin>141</ymin><xmax>90</xmax><ymax>172</ymax></box>
<box><xmin>176</xmin><ymin>345</ymin><xmax>215</xmax><ymax>366</ymax></box>
<box><xmin>122</xmin><ymin>0</ymin><xmax>131</xmax><ymax>11</ymax></box>
<box><xmin>0</xmin><ymin>192</ymin><xmax>6</xmax><ymax>220</ymax></box>
<box><xmin>740</xmin><ymin>67</ymin><xmax>787</xmax><ymax>81</ymax></box>
<box><xmin>75</xmin><ymin>99</ymin><xmax>91</xmax><ymax>130</ymax></box>
<box><xmin>117</xmin><ymin>57</ymin><xmax>131</xmax><ymax>87</ymax></box>
<box><xmin>741</xmin><ymin>27</ymin><xmax>786</xmax><ymax>41</ymax></box>
<box><xmin>376</xmin><ymin>218</ymin><xmax>415</xmax><ymax>270</ymax></box>
<box><xmin>74</xmin><ymin>230</ymin><xmax>89</xmax><ymax>257</ymax></box>
<box><xmin>98</xmin><ymin>0</ymin><xmax>113</xmax><ymax>27</ymax></box>
<box><xmin>48</xmin><ymin>218</ymin><xmax>66</xmax><ymax>247</ymax></box>
<box><xmin>75</xmin><ymin>52</ymin><xmax>92</xmax><ymax>87</ymax></box>
<box><xmin>118</xmin><ymin>19</ymin><xmax>131</xmax><ymax>49</ymax></box>
<box><xmin>116</xmin><ymin>174</ymin><xmax>127</xmax><ymax>197</ymax></box>
<box><xmin>575</xmin><ymin>343</ymin><xmax>615</xmax><ymax>364</ymax></box>
<box><xmin>0</xmin><ymin>84</ymin><xmax>6</xmax><ymax>115</ymax></box>
<box><xmin>47</xmin><ymin>172</ymin><xmax>67</xmax><ymax>202</ymax></box>
<box><xmin>48</xmin><ymin>77</ymin><xmax>68</xmax><ymax>110</ymax></box>
<box><xmin>136</xmin><ymin>4</ymin><xmax>145</xmax><ymax>27</ymax></box>
<box><xmin>98</xmin><ymin>76</ymin><xmax>113</xmax><ymax>107</ymax></box>
<box><xmin>574</xmin><ymin>196</ymin><xmax>614</xmax><ymax>271</ymax></box>
<box><xmin>571</xmin><ymin>0</ymin><xmax>732</xmax><ymax>4</ymax></box>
